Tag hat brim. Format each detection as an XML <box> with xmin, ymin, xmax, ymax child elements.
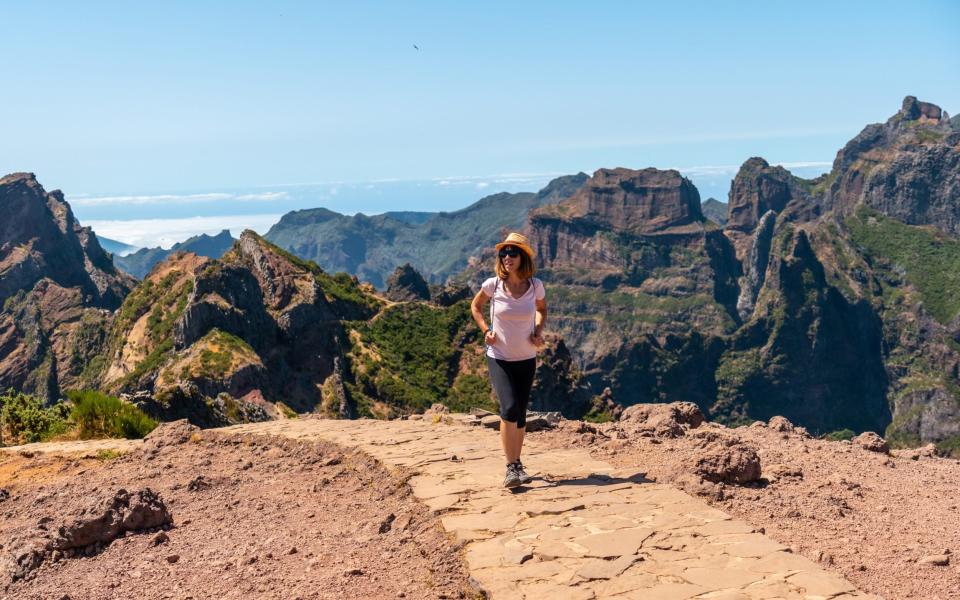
<box><xmin>495</xmin><ymin>241</ymin><xmax>535</xmax><ymax>259</ymax></box>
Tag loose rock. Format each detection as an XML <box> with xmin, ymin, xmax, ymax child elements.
<box><xmin>768</xmin><ymin>416</ymin><xmax>794</xmax><ymax>432</ymax></box>
<box><xmin>619</xmin><ymin>402</ymin><xmax>705</xmax><ymax>438</ymax></box>
<box><xmin>853</xmin><ymin>432</ymin><xmax>890</xmax><ymax>454</ymax></box>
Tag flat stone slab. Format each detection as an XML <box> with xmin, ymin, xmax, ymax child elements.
<box><xmin>0</xmin><ymin>438</ymin><xmax>142</xmax><ymax>457</ymax></box>
<box><xmin>224</xmin><ymin>417</ymin><xmax>876</xmax><ymax>599</ymax></box>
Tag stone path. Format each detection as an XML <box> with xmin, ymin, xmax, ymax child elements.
<box><xmin>225</xmin><ymin>416</ymin><xmax>876</xmax><ymax>600</ymax></box>
<box><xmin>0</xmin><ymin>438</ymin><xmax>142</xmax><ymax>457</ymax></box>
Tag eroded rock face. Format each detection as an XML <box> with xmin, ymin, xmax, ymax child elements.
<box><xmin>529</xmin><ymin>169</ymin><xmax>704</xmax><ymax>273</ymax></box>
<box><xmin>430</xmin><ymin>282</ymin><xmax>471</xmax><ymax>307</ymax></box>
<box><xmin>726</xmin><ymin>158</ymin><xmax>796</xmax><ymax>233</ymax></box>
<box><xmin>0</xmin><ymin>173</ymin><xmax>130</xmax><ymax>309</ymax></box>
<box><xmin>554</xmin><ymin>168</ymin><xmax>702</xmax><ymax>234</ymax></box>
<box><xmin>0</xmin><ymin>173</ymin><xmax>133</xmax><ymax>401</ymax></box>
<box><xmin>736</xmin><ymin>210</ymin><xmax>776</xmax><ymax>320</ymax></box>
<box><xmin>828</xmin><ymin>97</ymin><xmax>960</xmax><ymax>236</ymax></box>
<box><xmin>385</xmin><ymin>264</ymin><xmax>431</xmax><ymax>302</ymax></box>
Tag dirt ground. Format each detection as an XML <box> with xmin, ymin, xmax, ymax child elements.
<box><xmin>0</xmin><ymin>423</ymin><xmax>478</xmax><ymax>600</ymax></box>
<box><xmin>538</xmin><ymin>418</ymin><xmax>960</xmax><ymax>600</ymax></box>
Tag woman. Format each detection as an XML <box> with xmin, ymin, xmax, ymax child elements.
<box><xmin>470</xmin><ymin>232</ymin><xmax>547</xmax><ymax>488</ymax></box>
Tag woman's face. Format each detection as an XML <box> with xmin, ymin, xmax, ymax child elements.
<box><xmin>499</xmin><ymin>245</ymin><xmax>520</xmax><ymax>273</ymax></box>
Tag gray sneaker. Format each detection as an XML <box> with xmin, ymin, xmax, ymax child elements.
<box><xmin>514</xmin><ymin>460</ymin><xmax>532</xmax><ymax>484</ymax></box>
<box><xmin>503</xmin><ymin>463</ymin><xmax>521</xmax><ymax>488</ymax></box>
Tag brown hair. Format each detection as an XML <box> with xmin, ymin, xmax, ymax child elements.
<box><xmin>494</xmin><ymin>248</ymin><xmax>536</xmax><ymax>280</ymax></box>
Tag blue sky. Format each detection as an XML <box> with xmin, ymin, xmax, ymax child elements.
<box><xmin>2</xmin><ymin>1</ymin><xmax>958</xmax><ymax>246</ymax></box>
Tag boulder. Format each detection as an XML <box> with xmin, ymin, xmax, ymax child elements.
<box><xmin>619</xmin><ymin>402</ymin><xmax>705</xmax><ymax>437</ymax></box>
<box><xmin>853</xmin><ymin>431</ymin><xmax>889</xmax><ymax>454</ymax></box>
<box><xmin>695</xmin><ymin>442</ymin><xmax>762</xmax><ymax>484</ymax></box>
<box><xmin>767</xmin><ymin>416</ymin><xmax>795</xmax><ymax>433</ymax></box>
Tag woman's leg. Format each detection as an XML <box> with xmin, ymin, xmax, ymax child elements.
<box><xmin>488</xmin><ymin>357</ymin><xmax>521</xmax><ymax>463</ymax></box>
<box><xmin>499</xmin><ymin>419</ymin><xmax>521</xmax><ymax>463</ymax></box>
<box><xmin>512</xmin><ymin>358</ymin><xmax>536</xmax><ymax>461</ymax></box>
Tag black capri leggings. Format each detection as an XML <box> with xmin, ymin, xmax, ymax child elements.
<box><xmin>486</xmin><ymin>356</ymin><xmax>536</xmax><ymax>428</ymax></box>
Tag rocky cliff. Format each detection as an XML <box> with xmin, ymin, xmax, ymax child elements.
<box><xmin>0</xmin><ymin>173</ymin><xmax>134</xmax><ymax>402</ymax></box>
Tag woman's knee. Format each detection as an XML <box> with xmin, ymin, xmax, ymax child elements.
<box><xmin>500</xmin><ymin>401</ymin><xmax>521</xmax><ymax>424</ymax></box>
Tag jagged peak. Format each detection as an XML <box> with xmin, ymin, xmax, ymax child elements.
<box><xmin>898</xmin><ymin>96</ymin><xmax>944</xmax><ymax>123</ymax></box>
<box><xmin>0</xmin><ymin>172</ymin><xmax>40</xmax><ymax>186</ymax></box>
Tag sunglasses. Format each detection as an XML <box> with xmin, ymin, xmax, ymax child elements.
<box><xmin>498</xmin><ymin>246</ymin><xmax>522</xmax><ymax>258</ymax></box>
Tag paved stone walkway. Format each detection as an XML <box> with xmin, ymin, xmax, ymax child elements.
<box><xmin>225</xmin><ymin>417</ymin><xmax>875</xmax><ymax>600</ymax></box>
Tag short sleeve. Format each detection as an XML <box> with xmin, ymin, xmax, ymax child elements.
<box><xmin>481</xmin><ymin>277</ymin><xmax>498</xmax><ymax>297</ymax></box>
<box><xmin>533</xmin><ymin>278</ymin><xmax>546</xmax><ymax>300</ymax></box>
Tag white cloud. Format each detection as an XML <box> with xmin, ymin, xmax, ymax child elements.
<box><xmin>85</xmin><ymin>213</ymin><xmax>283</xmax><ymax>249</ymax></box>
<box><xmin>70</xmin><ymin>190</ymin><xmax>288</xmax><ymax>207</ymax></box>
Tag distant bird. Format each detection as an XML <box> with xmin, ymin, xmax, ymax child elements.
<box><xmin>413</xmin><ymin>44</ymin><xmax>419</xmax><ymax>50</ymax></box>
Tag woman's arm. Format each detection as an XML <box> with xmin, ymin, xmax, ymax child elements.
<box><xmin>470</xmin><ymin>290</ymin><xmax>497</xmax><ymax>345</ymax></box>
<box><xmin>531</xmin><ymin>297</ymin><xmax>547</xmax><ymax>346</ymax></box>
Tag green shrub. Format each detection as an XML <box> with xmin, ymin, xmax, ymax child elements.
<box><xmin>847</xmin><ymin>208</ymin><xmax>960</xmax><ymax>324</ymax></box>
<box><xmin>824</xmin><ymin>428</ymin><xmax>856</xmax><ymax>441</ymax></box>
<box><xmin>935</xmin><ymin>436</ymin><xmax>960</xmax><ymax>458</ymax></box>
<box><xmin>67</xmin><ymin>390</ymin><xmax>158</xmax><ymax>440</ymax></box>
<box><xmin>0</xmin><ymin>391</ymin><xmax>69</xmax><ymax>445</ymax></box>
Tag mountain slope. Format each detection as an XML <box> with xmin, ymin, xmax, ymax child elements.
<box><xmin>264</xmin><ymin>174</ymin><xmax>588</xmax><ymax>287</ymax></box>
<box><xmin>113</xmin><ymin>229</ymin><xmax>236</xmax><ymax>279</ymax></box>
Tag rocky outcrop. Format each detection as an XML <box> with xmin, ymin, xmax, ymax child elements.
<box><xmin>827</xmin><ymin>97</ymin><xmax>960</xmax><ymax>235</ymax></box>
<box><xmin>714</xmin><ymin>230</ymin><xmax>891</xmax><ymax>434</ymax></box>
<box><xmin>0</xmin><ymin>173</ymin><xmax>130</xmax><ymax>309</ymax></box>
<box><xmin>534</xmin><ymin>168</ymin><xmax>702</xmax><ymax>238</ymax></box>
<box><xmin>0</xmin><ymin>173</ymin><xmax>133</xmax><ymax>402</ymax></box>
<box><xmin>726</xmin><ymin>159</ymin><xmax>794</xmax><ymax>233</ymax></box>
<box><xmin>385</xmin><ymin>264</ymin><xmax>431</xmax><ymax>302</ymax></box>
<box><xmin>3</xmin><ymin>488</ymin><xmax>171</xmax><ymax>582</ymax></box>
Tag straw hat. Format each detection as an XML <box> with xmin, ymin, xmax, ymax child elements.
<box><xmin>495</xmin><ymin>232</ymin><xmax>535</xmax><ymax>260</ymax></box>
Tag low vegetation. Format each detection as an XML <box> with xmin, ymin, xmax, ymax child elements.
<box><xmin>847</xmin><ymin>208</ymin><xmax>960</xmax><ymax>325</ymax></box>
<box><xmin>0</xmin><ymin>389</ymin><xmax>156</xmax><ymax>445</ymax></box>
<box><xmin>66</xmin><ymin>390</ymin><xmax>158</xmax><ymax>440</ymax></box>
<box><xmin>0</xmin><ymin>390</ymin><xmax>69</xmax><ymax>445</ymax></box>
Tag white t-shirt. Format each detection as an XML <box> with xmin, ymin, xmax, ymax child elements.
<box><xmin>481</xmin><ymin>276</ymin><xmax>546</xmax><ymax>361</ymax></box>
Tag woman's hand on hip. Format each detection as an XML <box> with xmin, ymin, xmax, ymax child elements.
<box><xmin>484</xmin><ymin>330</ymin><xmax>497</xmax><ymax>345</ymax></box>
<box><xmin>530</xmin><ymin>330</ymin><xmax>544</xmax><ymax>347</ymax></box>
